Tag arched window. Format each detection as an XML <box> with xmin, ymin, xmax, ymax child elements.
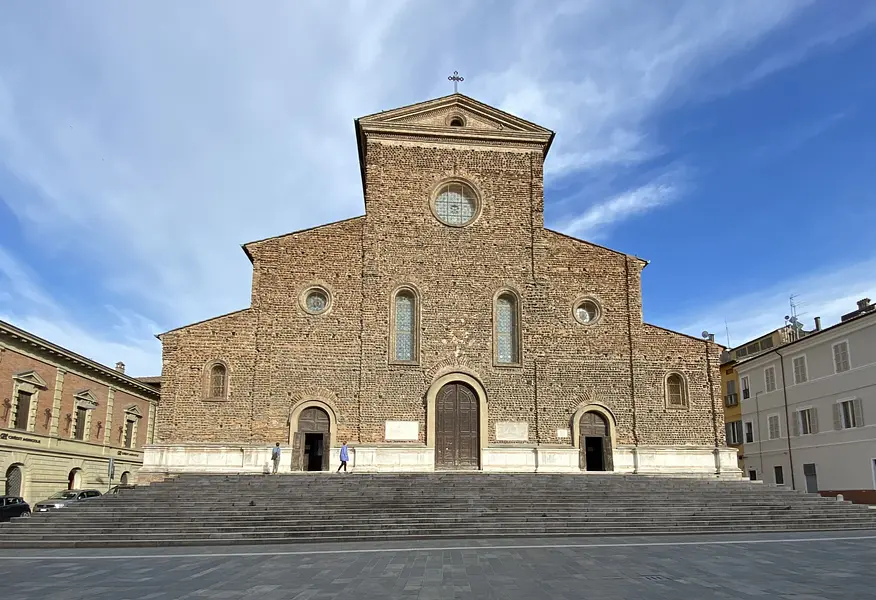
<box><xmin>495</xmin><ymin>292</ymin><xmax>520</xmax><ymax>365</ymax></box>
<box><xmin>208</xmin><ymin>363</ymin><xmax>227</xmax><ymax>399</ymax></box>
<box><xmin>666</xmin><ymin>373</ymin><xmax>688</xmax><ymax>408</ymax></box>
<box><xmin>392</xmin><ymin>289</ymin><xmax>418</xmax><ymax>363</ymax></box>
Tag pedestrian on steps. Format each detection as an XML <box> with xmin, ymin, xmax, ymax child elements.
<box><xmin>271</xmin><ymin>442</ymin><xmax>281</xmax><ymax>474</ymax></box>
<box><xmin>337</xmin><ymin>441</ymin><xmax>349</xmax><ymax>473</ymax></box>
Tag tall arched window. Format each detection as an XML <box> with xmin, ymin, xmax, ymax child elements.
<box><xmin>209</xmin><ymin>364</ymin><xmax>227</xmax><ymax>399</ymax></box>
<box><xmin>495</xmin><ymin>292</ymin><xmax>520</xmax><ymax>365</ymax></box>
<box><xmin>666</xmin><ymin>373</ymin><xmax>688</xmax><ymax>408</ymax></box>
<box><xmin>392</xmin><ymin>289</ymin><xmax>417</xmax><ymax>363</ymax></box>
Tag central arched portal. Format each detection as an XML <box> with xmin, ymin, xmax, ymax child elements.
<box><xmin>579</xmin><ymin>411</ymin><xmax>613</xmax><ymax>472</ymax></box>
<box><xmin>295</xmin><ymin>407</ymin><xmax>330</xmax><ymax>471</ymax></box>
<box><xmin>435</xmin><ymin>382</ymin><xmax>480</xmax><ymax>470</ymax></box>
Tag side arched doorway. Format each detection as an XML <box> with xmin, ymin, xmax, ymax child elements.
<box><xmin>68</xmin><ymin>468</ymin><xmax>83</xmax><ymax>490</ymax></box>
<box><xmin>5</xmin><ymin>465</ymin><xmax>23</xmax><ymax>497</ymax></box>
<box><xmin>579</xmin><ymin>412</ymin><xmax>613</xmax><ymax>472</ymax></box>
<box><xmin>435</xmin><ymin>382</ymin><xmax>480</xmax><ymax>470</ymax></box>
<box><xmin>294</xmin><ymin>407</ymin><xmax>330</xmax><ymax>471</ymax></box>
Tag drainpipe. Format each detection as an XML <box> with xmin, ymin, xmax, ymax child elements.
<box><xmin>776</xmin><ymin>349</ymin><xmax>796</xmax><ymax>490</ymax></box>
<box><xmin>755</xmin><ymin>390</ymin><xmax>765</xmax><ymax>480</ymax></box>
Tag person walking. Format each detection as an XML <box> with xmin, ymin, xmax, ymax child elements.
<box><xmin>337</xmin><ymin>441</ymin><xmax>350</xmax><ymax>473</ymax></box>
<box><xmin>271</xmin><ymin>442</ymin><xmax>281</xmax><ymax>474</ymax></box>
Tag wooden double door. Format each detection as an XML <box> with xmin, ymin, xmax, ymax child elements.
<box><xmin>292</xmin><ymin>407</ymin><xmax>330</xmax><ymax>471</ymax></box>
<box><xmin>435</xmin><ymin>382</ymin><xmax>480</xmax><ymax>470</ymax></box>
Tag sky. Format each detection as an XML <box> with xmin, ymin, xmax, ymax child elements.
<box><xmin>1</xmin><ymin>1</ymin><xmax>875</xmax><ymax>376</ymax></box>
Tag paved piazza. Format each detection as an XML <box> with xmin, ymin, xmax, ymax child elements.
<box><xmin>2</xmin><ymin>532</ymin><xmax>875</xmax><ymax>599</ymax></box>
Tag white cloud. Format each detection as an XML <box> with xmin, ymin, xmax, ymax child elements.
<box><xmin>554</xmin><ymin>168</ymin><xmax>686</xmax><ymax>239</ymax></box>
<box><xmin>0</xmin><ymin>1</ymin><xmax>863</xmax><ymax>371</ymax></box>
<box><xmin>661</xmin><ymin>257</ymin><xmax>876</xmax><ymax>347</ymax></box>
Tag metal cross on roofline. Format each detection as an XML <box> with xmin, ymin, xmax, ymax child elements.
<box><xmin>448</xmin><ymin>70</ymin><xmax>464</xmax><ymax>93</ymax></box>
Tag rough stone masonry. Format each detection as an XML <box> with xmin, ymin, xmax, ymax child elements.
<box><xmin>144</xmin><ymin>93</ymin><xmax>736</xmax><ymax>477</ymax></box>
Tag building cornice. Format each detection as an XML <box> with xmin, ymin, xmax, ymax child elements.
<box><xmin>0</xmin><ymin>320</ymin><xmax>160</xmax><ymax>401</ymax></box>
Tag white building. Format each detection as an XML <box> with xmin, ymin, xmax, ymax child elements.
<box><xmin>737</xmin><ymin>298</ymin><xmax>876</xmax><ymax>503</ymax></box>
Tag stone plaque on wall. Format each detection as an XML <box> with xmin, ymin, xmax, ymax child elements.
<box><xmin>496</xmin><ymin>422</ymin><xmax>528</xmax><ymax>442</ymax></box>
<box><xmin>556</xmin><ymin>428</ymin><xmax>570</xmax><ymax>439</ymax></box>
<box><xmin>385</xmin><ymin>421</ymin><xmax>419</xmax><ymax>441</ymax></box>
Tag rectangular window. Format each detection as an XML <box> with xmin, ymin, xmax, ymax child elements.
<box><xmin>774</xmin><ymin>465</ymin><xmax>784</xmax><ymax>485</ymax></box>
<box><xmin>792</xmin><ymin>356</ymin><xmax>808</xmax><ymax>384</ymax></box>
<box><xmin>747</xmin><ymin>342</ymin><xmax>760</xmax><ymax>355</ymax></box>
<box><xmin>741</xmin><ymin>376</ymin><xmax>750</xmax><ymax>399</ymax></box>
<box><xmin>73</xmin><ymin>407</ymin><xmax>87</xmax><ymax>440</ymax></box>
<box><xmin>840</xmin><ymin>400</ymin><xmax>857</xmax><ymax>429</ymax></box>
<box><xmin>736</xmin><ymin>347</ymin><xmax>748</xmax><ymax>358</ymax></box>
<box><xmin>760</xmin><ymin>337</ymin><xmax>774</xmax><ymax>350</ymax></box>
<box><xmin>13</xmin><ymin>391</ymin><xmax>31</xmax><ymax>430</ymax></box>
<box><xmin>725</xmin><ymin>421</ymin><xmax>743</xmax><ymax>445</ymax></box>
<box><xmin>124</xmin><ymin>420</ymin><xmax>135</xmax><ymax>448</ymax></box>
<box><xmin>765</xmin><ymin>366</ymin><xmax>777</xmax><ymax>392</ymax></box>
<box><xmin>833</xmin><ymin>341</ymin><xmax>851</xmax><ymax>373</ymax></box>
<box><xmin>744</xmin><ymin>421</ymin><xmax>754</xmax><ymax>444</ymax></box>
<box><xmin>768</xmin><ymin>414</ymin><xmax>781</xmax><ymax>440</ymax></box>
<box><xmin>798</xmin><ymin>408</ymin><xmax>816</xmax><ymax>435</ymax></box>
<box><xmin>725</xmin><ymin>378</ymin><xmax>738</xmax><ymax>406</ymax></box>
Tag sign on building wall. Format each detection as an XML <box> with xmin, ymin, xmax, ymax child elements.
<box><xmin>385</xmin><ymin>421</ymin><xmax>419</xmax><ymax>441</ymax></box>
<box><xmin>496</xmin><ymin>422</ymin><xmax>528</xmax><ymax>442</ymax></box>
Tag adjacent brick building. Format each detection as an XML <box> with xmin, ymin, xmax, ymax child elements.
<box><xmin>1</xmin><ymin>320</ymin><xmax>160</xmax><ymax>504</ymax></box>
<box><xmin>144</xmin><ymin>93</ymin><xmax>738</xmax><ymax>477</ymax></box>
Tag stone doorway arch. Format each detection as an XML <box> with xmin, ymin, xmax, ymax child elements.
<box><xmin>426</xmin><ymin>372</ymin><xmax>488</xmax><ymax>471</ymax></box>
<box><xmin>68</xmin><ymin>468</ymin><xmax>83</xmax><ymax>490</ymax></box>
<box><xmin>572</xmin><ymin>405</ymin><xmax>616</xmax><ymax>472</ymax></box>
<box><xmin>5</xmin><ymin>464</ymin><xmax>24</xmax><ymax>497</ymax></box>
<box><xmin>291</xmin><ymin>405</ymin><xmax>331</xmax><ymax>472</ymax></box>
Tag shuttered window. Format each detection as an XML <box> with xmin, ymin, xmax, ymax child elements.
<box><xmin>833</xmin><ymin>341</ymin><xmax>851</xmax><ymax>373</ymax></box>
<box><xmin>768</xmin><ymin>414</ymin><xmax>781</xmax><ymax>440</ymax></box>
<box><xmin>792</xmin><ymin>356</ymin><xmax>808</xmax><ymax>384</ymax></box>
<box><xmin>765</xmin><ymin>366</ymin><xmax>777</xmax><ymax>392</ymax></box>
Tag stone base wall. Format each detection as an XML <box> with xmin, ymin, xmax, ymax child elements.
<box><xmin>143</xmin><ymin>444</ymin><xmax>742</xmax><ymax>478</ymax></box>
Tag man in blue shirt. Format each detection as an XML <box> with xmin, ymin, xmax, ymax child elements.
<box><xmin>337</xmin><ymin>441</ymin><xmax>349</xmax><ymax>473</ymax></box>
<box><xmin>271</xmin><ymin>442</ymin><xmax>281</xmax><ymax>474</ymax></box>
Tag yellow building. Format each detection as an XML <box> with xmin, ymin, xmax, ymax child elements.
<box><xmin>720</xmin><ymin>323</ymin><xmax>812</xmax><ymax>477</ymax></box>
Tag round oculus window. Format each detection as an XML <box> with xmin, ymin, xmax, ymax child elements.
<box><xmin>433</xmin><ymin>182</ymin><xmax>478</xmax><ymax>227</ymax></box>
<box><xmin>304</xmin><ymin>289</ymin><xmax>329</xmax><ymax>314</ymax></box>
<box><xmin>575</xmin><ymin>299</ymin><xmax>600</xmax><ymax>324</ymax></box>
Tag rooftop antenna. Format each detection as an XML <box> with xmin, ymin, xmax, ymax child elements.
<box><xmin>724</xmin><ymin>319</ymin><xmax>731</xmax><ymax>347</ymax></box>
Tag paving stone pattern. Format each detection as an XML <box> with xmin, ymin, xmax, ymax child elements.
<box><xmin>1</xmin><ymin>533</ymin><xmax>875</xmax><ymax>599</ymax></box>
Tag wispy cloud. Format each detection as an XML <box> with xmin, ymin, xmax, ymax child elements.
<box><xmin>554</xmin><ymin>170</ymin><xmax>685</xmax><ymax>240</ymax></box>
<box><xmin>660</xmin><ymin>256</ymin><xmax>876</xmax><ymax>347</ymax></box>
<box><xmin>751</xmin><ymin>112</ymin><xmax>846</xmax><ymax>161</ymax></box>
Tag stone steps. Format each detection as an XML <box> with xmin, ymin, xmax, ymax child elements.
<box><xmin>3</xmin><ymin>473</ymin><xmax>874</xmax><ymax>548</ymax></box>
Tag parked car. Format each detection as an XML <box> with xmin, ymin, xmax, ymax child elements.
<box><xmin>107</xmin><ymin>484</ymin><xmax>137</xmax><ymax>495</ymax></box>
<box><xmin>0</xmin><ymin>496</ymin><xmax>31</xmax><ymax>521</ymax></box>
<box><xmin>33</xmin><ymin>489</ymin><xmax>102</xmax><ymax>512</ymax></box>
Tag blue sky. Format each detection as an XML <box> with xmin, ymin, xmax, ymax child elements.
<box><xmin>1</xmin><ymin>1</ymin><xmax>875</xmax><ymax>375</ymax></box>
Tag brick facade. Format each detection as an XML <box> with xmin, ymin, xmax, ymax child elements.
<box><xmin>155</xmin><ymin>94</ymin><xmax>726</xmax><ymax>471</ymax></box>
<box><xmin>1</xmin><ymin>320</ymin><xmax>160</xmax><ymax>503</ymax></box>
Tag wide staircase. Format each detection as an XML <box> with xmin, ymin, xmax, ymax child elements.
<box><xmin>3</xmin><ymin>473</ymin><xmax>876</xmax><ymax>548</ymax></box>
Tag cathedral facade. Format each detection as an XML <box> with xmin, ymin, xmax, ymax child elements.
<box><xmin>143</xmin><ymin>94</ymin><xmax>739</xmax><ymax>477</ymax></box>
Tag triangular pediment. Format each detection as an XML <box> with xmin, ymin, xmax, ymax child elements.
<box><xmin>74</xmin><ymin>389</ymin><xmax>99</xmax><ymax>409</ymax></box>
<box><xmin>357</xmin><ymin>93</ymin><xmax>552</xmax><ymax>135</ymax></box>
<box><xmin>124</xmin><ymin>405</ymin><xmax>143</xmax><ymax>418</ymax></box>
<box><xmin>13</xmin><ymin>370</ymin><xmax>48</xmax><ymax>389</ymax></box>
